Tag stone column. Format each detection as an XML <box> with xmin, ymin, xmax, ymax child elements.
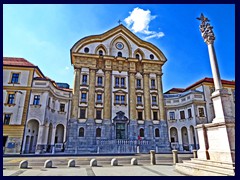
<box><xmin>207</xmin><ymin>44</ymin><xmax>222</xmax><ymax>91</ymax></box>
<box><xmin>103</xmin><ymin>70</ymin><xmax>111</xmax><ymax>120</ymax></box>
<box><xmin>71</xmin><ymin>68</ymin><xmax>81</xmax><ymax>119</ymax></box>
<box><xmin>178</xmin><ymin>129</ymin><xmax>183</xmax><ymax>151</ymax></box>
<box><xmin>129</xmin><ymin>72</ymin><xmax>136</xmax><ymax>120</ymax></box>
<box><xmin>143</xmin><ymin>73</ymin><xmax>151</xmax><ymax>120</ymax></box>
<box><xmin>156</xmin><ymin>73</ymin><xmax>165</xmax><ymax>120</ymax></box>
<box><xmin>187</xmin><ymin>128</ymin><xmax>193</xmax><ymax>151</ymax></box>
<box><xmin>87</xmin><ymin>69</ymin><xmax>96</xmax><ymax>120</ymax></box>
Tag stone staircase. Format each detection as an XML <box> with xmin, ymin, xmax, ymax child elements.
<box><xmin>175</xmin><ymin>158</ymin><xmax>235</xmax><ymax>176</ymax></box>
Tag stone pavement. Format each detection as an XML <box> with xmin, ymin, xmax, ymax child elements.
<box><xmin>3</xmin><ymin>164</ymin><xmax>186</xmax><ymax>176</ymax></box>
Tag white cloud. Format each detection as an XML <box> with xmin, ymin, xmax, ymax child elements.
<box><xmin>144</xmin><ymin>32</ymin><xmax>165</xmax><ymax>40</ymax></box>
<box><xmin>124</xmin><ymin>7</ymin><xmax>164</xmax><ymax>40</ymax></box>
<box><xmin>65</xmin><ymin>66</ymin><xmax>69</xmax><ymax>70</ymax></box>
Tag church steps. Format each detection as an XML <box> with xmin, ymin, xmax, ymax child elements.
<box><xmin>175</xmin><ymin>159</ymin><xmax>235</xmax><ymax>176</ymax></box>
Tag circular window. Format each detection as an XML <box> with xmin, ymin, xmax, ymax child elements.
<box><xmin>150</xmin><ymin>54</ymin><xmax>154</xmax><ymax>60</ymax></box>
<box><xmin>84</xmin><ymin>47</ymin><xmax>89</xmax><ymax>53</ymax></box>
<box><xmin>115</xmin><ymin>42</ymin><xmax>124</xmax><ymax>50</ymax></box>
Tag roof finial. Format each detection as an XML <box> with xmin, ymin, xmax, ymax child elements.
<box><xmin>118</xmin><ymin>20</ymin><xmax>122</xmax><ymax>25</ymax></box>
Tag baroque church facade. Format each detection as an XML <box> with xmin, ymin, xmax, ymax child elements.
<box><xmin>65</xmin><ymin>25</ymin><xmax>171</xmax><ymax>153</ymax></box>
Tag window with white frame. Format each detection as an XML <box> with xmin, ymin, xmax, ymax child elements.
<box><xmin>169</xmin><ymin>112</ymin><xmax>175</xmax><ymax>120</ymax></box>
<box><xmin>33</xmin><ymin>95</ymin><xmax>40</xmax><ymax>105</ymax></box>
<box><xmin>136</xmin><ymin>79</ymin><xmax>141</xmax><ymax>89</ymax></box>
<box><xmin>198</xmin><ymin>107</ymin><xmax>205</xmax><ymax>117</ymax></box>
<box><xmin>180</xmin><ymin>110</ymin><xmax>185</xmax><ymax>119</ymax></box>
<box><xmin>97</xmin><ymin>76</ymin><xmax>103</xmax><ymax>86</ymax></box>
<box><xmin>96</xmin><ymin>94</ymin><xmax>102</xmax><ymax>103</ymax></box>
<box><xmin>60</xmin><ymin>103</ymin><xmax>65</xmax><ymax>112</ymax></box>
<box><xmin>188</xmin><ymin>108</ymin><xmax>192</xmax><ymax>118</ymax></box>
<box><xmin>81</xmin><ymin>92</ymin><xmax>87</xmax><ymax>102</ymax></box>
<box><xmin>151</xmin><ymin>79</ymin><xmax>156</xmax><ymax>89</ymax></box>
<box><xmin>137</xmin><ymin>96</ymin><xmax>142</xmax><ymax>105</ymax></box>
<box><xmin>3</xmin><ymin>114</ymin><xmax>11</xmax><ymax>125</ymax></box>
<box><xmin>11</xmin><ymin>73</ymin><xmax>20</xmax><ymax>83</ymax></box>
<box><xmin>82</xmin><ymin>75</ymin><xmax>88</xmax><ymax>85</ymax></box>
<box><xmin>152</xmin><ymin>96</ymin><xmax>157</xmax><ymax>106</ymax></box>
<box><xmin>7</xmin><ymin>93</ymin><xmax>15</xmax><ymax>104</ymax></box>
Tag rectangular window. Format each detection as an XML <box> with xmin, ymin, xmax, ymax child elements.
<box><xmin>47</xmin><ymin>97</ymin><xmax>51</xmax><ymax>107</ymax></box>
<box><xmin>115</xmin><ymin>95</ymin><xmax>120</xmax><ymax>104</ymax></box>
<box><xmin>11</xmin><ymin>73</ymin><xmax>19</xmax><ymax>83</ymax></box>
<box><xmin>80</xmin><ymin>109</ymin><xmax>86</xmax><ymax>119</ymax></box>
<box><xmin>81</xmin><ymin>93</ymin><xmax>87</xmax><ymax>102</ymax></box>
<box><xmin>136</xmin><ymin>79</ymin><xmax>141</xmax><ymax>88</ymax></box>
<box><xmin>180</xmin><ymin>110</ymin><xmax>185</xmax><ymax>119</ymax></box>
<box><xmin>137</xmin><ymin>96</ymin><xmax>142</xmax><ymax>104</ymax></box>
<box><xmin>4</xmin><ymin>114</ymin><xmax>11</xmax><ymax>125</ymax></box>
<box><xmin>152</xmin><ymin>96</ymin><xmax>157</xmax><ymax>105</ymax></box>
<box><xmin>97</xmin><ymin>94</ymin><xmax>102</xmax><ymax>103</ymax></box>
<box><xmin>115</xmin><ymin>77</ymin><xmax>119</xmax><ymax>87</ymax></box>
<box><xmin>82</xmin><ymin>75</ymin><xmax>88</xmax><ymax>85</ymax></box>
<box><xmin>97</xmin><ymin>77</ymin><xmax>103</xmax><ymax>86</ymax></box>
<box><xmin>121</xmin><ymin>78</ymin><xmax>125</xmax><ymax>87</ymax></box>
<box><xmin>169</xmin><ymin>112</ymin><xmax>175</xmax><ymax>120</ymax></box>
<box><xmin>33</xmin><ymin>95</ymin><xmax>40</xmax><ymax>105</ymax></box>
<box><xmin>7</xmin><ymin>94</ymin><xmax>15</xmax><ymax>104</ymax></box>
<box><xmin>188</xmin><ymin>109</ymin><xmax>192</xmax><ymax>118</ymax></box>
<box><xmin>138</xmin><ymin>111</ymin><xmax>143</xmax><ymax>120</ymax></box>
<box><xmin>199</xmin><ymin>107</ymin><xmax>205</xmax><ymax>117</ymax></box>
<box><xmin>121</xmin><ymin>95</ymin><xmax>125</xmax><ymax>104</ymax></box>
<box><xmin>153</xmin><ymin>112</ymin><xmax>158</xmax><ymax>120</ymax></box>
<box><xmin>96</xmin><ymin>110</ymin><xmax>102</xmax><ymax>119</ymax></box>
<box><xmin>151</xmin><ymin>79</ymin><xmax>156</xmax><ymax>89</ymax></box>
<box><xmin>60</xmin><ymin>103</ymin><xmax>65</xmax><ymax>112</ymax></box>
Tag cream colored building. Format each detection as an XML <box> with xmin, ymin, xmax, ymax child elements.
<box><xmin>3</xmin><ymin>57</ymin><xmax>44</xmax><ymax>154</ymax></box>
<box><xmin>65</xmin><ymin>24</ymin><xmax>171</xmax><ymax>153</ymax></box>
<box><xmin>164</xmin><ymin>77</ymin><xmax>235</xmax><ymax>152</ymax></box>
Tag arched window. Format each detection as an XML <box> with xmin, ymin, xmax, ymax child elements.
<box><xmin>84</xmin><ymin>47</ymin><xmax>89</xmax><ymax>53</ymax></box>
<box><xmin>136</xmin><ymin>54</ymin><xmax>140</xmax><ymax>59</ymax></box>
<box><xmin>96</xmin><ymin>128</ymin><xmax>101</xmax><ymax>137</ymax></box>
<box><xmin>117</xmin><ymin>52</ymin><xmax>122</xmax><ymax>57</ymax></box>
<box><xmin>150</xmin><ymin>54</ymin><xmax>154</xmax><ymax>60</ymax></box>
<box><xmin>140</xmin><ymin>128</ymin><xmax>144</xmax><ymax>137</ymax></box>
<box><xmin>155</xmin><ymin>128</ymin><xmax>160</xmax><ymax>137</ymax></box>
<box><xmin>79</xmin><ymin>127</ymin><xmax>84</xmax><ymax>137</ymax></box>
<box><xmin>99</xmin><ymin>50</ymin><xmax>103</xmax><ymax>56</ymax></box>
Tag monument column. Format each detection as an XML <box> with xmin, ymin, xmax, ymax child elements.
<box><xmin>195</xmin><ymin>13</ymin><xmax>235</xmax><ymax>163</ymax></box>
<box><xmin>71</xmin><ymin>68</ymin><xmax>81</xmax><ymax>119</ymax></box>
<box><xmin>143</xmin><ymin>73</ymin><xmax>151</xmax><ymax>120</ymax></box>
<box><xmin>156</xmin><ymin>73</ymin><xmax>165</xmax><ymax>120</ymax></box>
<box><xmin>87</xmin><ymin>69</ymin><xmax>96</xmax><ymax>120</ymax></box>
<box><xmin>129</xmin><ymin>72</ymin><xmax>136</xmax><ymax>120</ymax></box>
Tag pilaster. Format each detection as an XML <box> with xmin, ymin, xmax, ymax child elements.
<box><xmin>87</xmin><ymin>69</ymin><xmax>96</xmax><ymax>119</ymax></box>
<box><xmin>129</xmin><ymin>72</ymin><xmax>136</xmax><ymax>120</ymax></box>
<box><xmin>103</xmin><ymin>70</ymin><xmax>111</xmax><ymax>120</ymax></box>
<box><xmin>143</xmin><ymin>73</ymin><xmax>151</xmax><ymax>120</ymax></box>
<box><xmin>71</xmin><ymin>68</ymin><xmax>81</xmax><ymax>119</ymax></box>
<box><xmin>156</xmin><ymin>73</ymin><xmax>165</xmax><ymax>120</ymax></box>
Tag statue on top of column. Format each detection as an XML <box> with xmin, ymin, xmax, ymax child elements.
<box><xmin>197</xmin><ymin>13</ymin><xmax>215</xmax><ymax>45</ymax></box>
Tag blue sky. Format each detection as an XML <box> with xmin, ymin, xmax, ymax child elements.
<box><xmin>3</xmin><ymin>4</ymin><xmax>235</xmax><ymax>92</ymax></box>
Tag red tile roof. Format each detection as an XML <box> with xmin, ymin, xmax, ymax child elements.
<box><xmin>185</xmin><ymin>77</ymin><xmax>235</xmax><ymax>91</ymax></box>
<box><xmin>165</xmin><ymin>77</ymin><xmax>235</xmax><ymax>94</ymax></box>
<box><xmin>3</xmin><ymin>57</ymin><xmax>36</xmax><ymax>67</ymax></box>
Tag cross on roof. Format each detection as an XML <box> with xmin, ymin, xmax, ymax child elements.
<box><xmin>118</xmin><ymin>20</ymin><xmax>122</xmax><ymax>25</ymax></box>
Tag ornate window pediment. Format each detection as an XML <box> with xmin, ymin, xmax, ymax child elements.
<box><xmin>113</xmin><ymin>111</ymin><xmax>128</xmax><ymax>121</ymax></box>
